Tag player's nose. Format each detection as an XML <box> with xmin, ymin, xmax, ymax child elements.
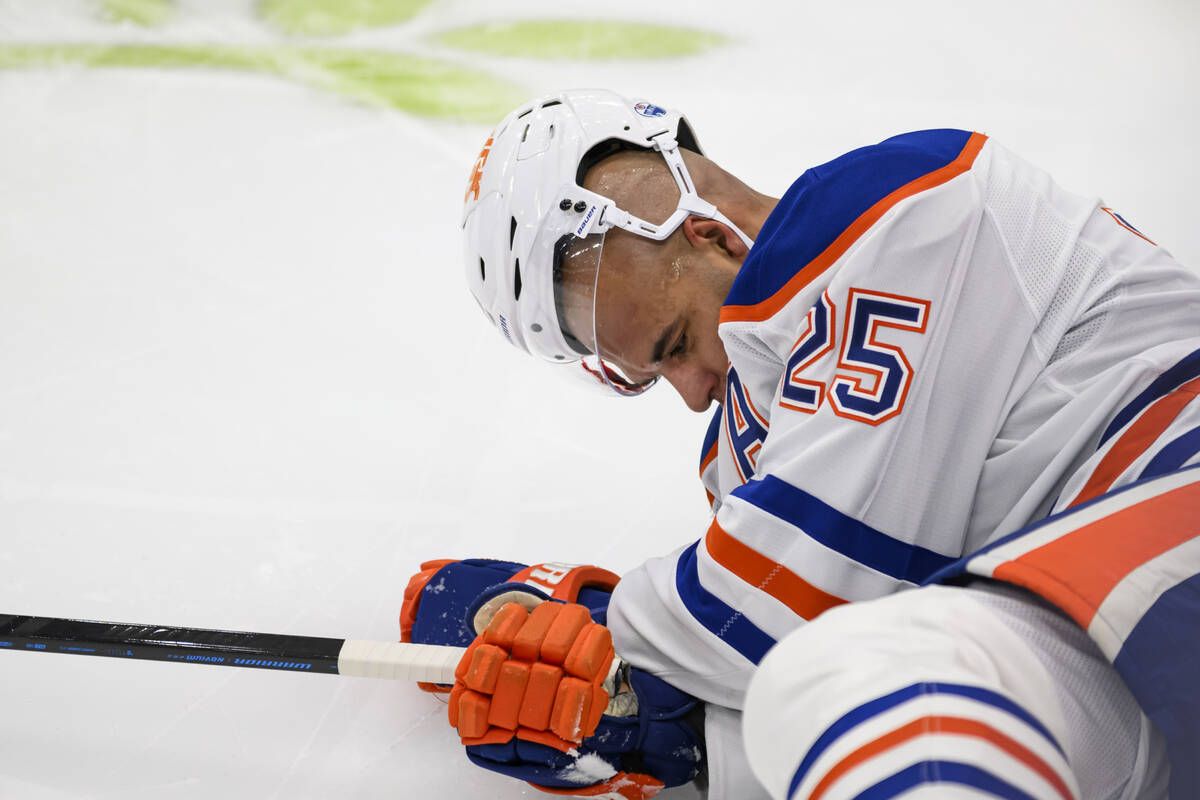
<box><xmin>662</xmin><ymin>363</ymin><xmax>716</xmax><ymax>413</ymax></box>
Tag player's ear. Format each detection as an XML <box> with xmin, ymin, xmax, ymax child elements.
<box><xmin>682</xmin><ymin>216</ymin><xmax>750</xmax><ymax>259</ymax></box>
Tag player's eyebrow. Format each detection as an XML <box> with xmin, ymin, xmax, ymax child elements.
<box><xmin>650</xmin><ymin>316</ymin><xmax>684</xmax><ymax>365</ymax></box>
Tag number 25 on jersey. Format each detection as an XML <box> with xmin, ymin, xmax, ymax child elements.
<box><xmin>781</xmin><ymin>288</ymin><xmax>931</xmax><ymax>425</ymax></box>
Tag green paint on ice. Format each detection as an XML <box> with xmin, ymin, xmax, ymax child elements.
<box><xmin>433</xmin><ymin>20</ymin><xmax>728</xmax><ymax>60</ymax></box>
<box><xmin>259</xmin><ymin>0</ymin><xmax>435</xmax><ymax>36</ymax></box>
<box><xmin>0</xmin><ymin>44</ymin><xmax>525</xmax><ymax>122</ymax></box>
<box><xmin>100</xmin><ymin>0</ymin><xmax>173</xmax><ymax>27</ymax></box>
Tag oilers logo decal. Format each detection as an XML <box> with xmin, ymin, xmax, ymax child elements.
<box><xmin>633</xmin><ymin>102</ymin><xmax>667</xmax><ymax>118</ymax></box>
<box><xmin>464</xmin><ymin>133</ymin><xmax>493</xmax><ymax>204</ymax></box>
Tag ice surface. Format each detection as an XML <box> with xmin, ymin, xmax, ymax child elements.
<box><xmin>0</xmin><ymin>1</ymin><xmax>1197</xmax><ymax>798</ymax></box>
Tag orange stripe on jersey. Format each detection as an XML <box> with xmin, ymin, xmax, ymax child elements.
<box><xmin>993</xmin><ymin>478</ymin><xmax>1200</xmax><ymax>629</ymax></box>
<box><xmin>807</xmin><ymin>716</ymin><xmax>1074</xmax><ymax>800</ymax></box>
<box><xmin>705</xmin><ymin>519</ymin><xmax>846</xmax><ymax>620</ymax></box>
<box><xmin>1069</xmin><ymin>376</ymin><xmax>1200</xmax><ymax>507</ymax></box>
<box><xmin>719</xmin><ymin>132</ymin><xmax>987</xmax><ymax>326</ymax></box>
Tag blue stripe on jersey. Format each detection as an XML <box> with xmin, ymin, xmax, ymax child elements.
<box><xmin>699</xmin><ymin>407</ymin><xmax>722</xmax><ymax>470</ymax></box>
<box><xmin>1098</xmin><ymin>347</ymin><xmax>1200</xmax><ymax>448</ymax></box>
<box><xmin>723</xmin><ymin>129</ymin><xmax>975</xmax><ymax>309</ymax></box>
<box><xmin>787</xmin><ymin>682</ymin><xmax>1063</xmax><ymax>799</ymax></box>
<box><xmin>731</xmin><ymin>475</ymin><xmax>956</xmax><ymax>584</ymax></box>
<box><xmin>674</xmin><ymin>540</ymin><xmax>776</xmax><ymax>664</ymax></box>
<box><xmin>1113</xmin><ymin>571</ymin><xmax>1200</xmax><ymax>800</ymax></box>
<box><xmin>925</xmin><ymin>463</ymin><xmax>1200</xmax><ymax>587</ymax></box>
<box><xmin>1138</xmin><ymin>423</ymin><xmax>1200</xmax><ymax>481</ymax></box>
<box><xmin>851</xmin><ymin>762</ymin><xmax>1036</xmax><ymax>800</ymax></box>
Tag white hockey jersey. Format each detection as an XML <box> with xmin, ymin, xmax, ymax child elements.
<box><xmin>605</xmin><ymin>130</ymin><xmax>1200</xmax><ymax>796</ymax></box>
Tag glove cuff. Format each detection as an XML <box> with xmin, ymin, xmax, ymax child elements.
<box><xmin>509</xmin><ymin>563</ymin><xmax>619</xmax><ymax>602</ymax></box>
<box><xmin>399</xmin><ymin>558</ymin><xmax>457</xmax><ymax>643</ymax></box>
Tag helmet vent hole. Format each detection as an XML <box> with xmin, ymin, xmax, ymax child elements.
<box><xmin>548</xmin><ymin>124</ymin><xmax>556</xmax><ymax>139</ymax></box>
<box><xmin>513</xmin><ymin>258</ymin><xmax>523</xmax><ymax>300</ymax></box>
<box><xmin>479</xmin><ymin>257</ymin><xmax>486</xmax><ymax>282</ymax></box>
<box><xmin>531</xmin><ymin>323</ymin><xmax>542</xmax><ymax>333</ymax></box>
<box><xmin>520</xmin><ymin>124</ymin><xmax>530</xmax><ymax>143</ymax></box>
<box><xmin>509</xmin><ymin>217</ymin><xmax>517</xmax><ymax>250</ymax></box>
<box><xmin>542</xmin><ymin>100</ymin><xmax>561</xmax><ymax>109</ymax></box>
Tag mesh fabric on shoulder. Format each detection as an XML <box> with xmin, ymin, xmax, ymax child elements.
<box><xmin>1049</xmin><ymin>280</ymin><xmax>1123</xmax><ymax>365</ymax></box>
<box><xmin>720</xmin><ymin>321</ymin><xmax>784</xmax><ymax>367</ymax></box>
<box><xmin>982</xmin><ymin>151</ymin><xmax>1114</xmax><ymax>367</ymax></box>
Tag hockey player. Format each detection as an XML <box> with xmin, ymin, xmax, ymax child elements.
<box><xmin>404</xmin><ymin>89</ymin><xmax>1200</xmax><ymax>797</ymax></box>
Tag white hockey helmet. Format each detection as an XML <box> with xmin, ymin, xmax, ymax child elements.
<box><xmin>461</xmin><ymin>88</ymin><xmax>752</xmax><ymax>395</ymax></box>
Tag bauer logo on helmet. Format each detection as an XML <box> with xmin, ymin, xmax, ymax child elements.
<box><xmin>575</xmin><ymin>205</ymin><xmax>597</xmax><ymax>237</ymax></box>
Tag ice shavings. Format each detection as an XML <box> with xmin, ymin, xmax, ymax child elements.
<box><xmin>557</xmin><ymin>753</ymin><xmax>617</xmax><ymax>784</ymax></box>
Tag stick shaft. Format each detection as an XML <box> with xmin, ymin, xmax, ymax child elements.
<box><xmin>0</xmin><ymin>614</ymin><xmax>464</xmax><ymax>683</ymax></box>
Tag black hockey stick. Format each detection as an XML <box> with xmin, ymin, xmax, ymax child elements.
<box><xmin>0</xmin><ymin>613</ymin><xmax>464</xmax><ymax>682</ymax></box>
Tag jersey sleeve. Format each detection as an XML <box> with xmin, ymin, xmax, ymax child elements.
<box><xmin>608</xmin><ymin>130</ymin><xmax>1102</xmax><ymax>710</ymax></box>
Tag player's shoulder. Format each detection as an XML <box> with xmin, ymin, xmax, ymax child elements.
<box><xmin>723</xmin><ymin>129</ymin><xmax>986</xmax><ymax>317</ymax></box>
<box><xmin>784</xmin><ymin>128</ymin><xmax>984</xmax><ymax>224</ymax></box>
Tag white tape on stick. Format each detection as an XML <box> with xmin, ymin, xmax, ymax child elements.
<box><xmin>337</xmin><ymin>639</ymin><xmax>466</xmax><ymax>683</ymax></box>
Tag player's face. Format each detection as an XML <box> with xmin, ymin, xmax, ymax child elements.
<box><xmin>567</xmin><ymin>247</ymin><xmax>736</xmax><ymax>412</ymax></box>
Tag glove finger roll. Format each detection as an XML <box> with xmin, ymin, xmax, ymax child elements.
<box><xmin>519</xmin><ymin>662</ymin><xmax>563</xmax><ymax>731</ymax></box>
<box><xmin>549</xmin><ymin>676</ymin><xmax>594</xmax><ymax>743</ymax></box>
<box><xmin>483</xmin><ymin>601</ymin><xmax>529</xmax><ymax>649</ymax></box>
<box><xmin>456</xmin><ymin>688</ymin><xmax>492</xmax><ymax>739</ymax></box>
<box><xmin>511</xmin><ymin>600</ymin><xmax>561</xmax><ymax>662</ymax></box>
<box><xmin>563</xmin><ymin>623</ymin><xmax>613</xmax><ymax>681</ymax></box>
<box><xmin>463</xmin><ymin>643</ymin><xmax>507</xmax><ymax>694</ymax></box>
<box><xmin>487</xmin><ymin>660</ymin><xmax>532</xmax><ymax>731</ymax></box>
<box><xmin>540</xmin><ymin>603</ymin><xmax>592</xmax><ymax>664</ymax></box>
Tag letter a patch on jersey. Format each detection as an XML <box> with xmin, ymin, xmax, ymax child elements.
<box><xmin>725</xmin><ymin>365</ymin><xmax>769</xmax><ymax>484</ymax></box>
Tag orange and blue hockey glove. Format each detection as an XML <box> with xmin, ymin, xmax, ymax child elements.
<box><xmin>399</xmin><ymin>558</ymin><xmax>619</xmax><ymax>692</ymax></box>
<box><xmin>399</xmin><ymin>559</ymin><xmax>705</xmax><ymax>798</ymax></box>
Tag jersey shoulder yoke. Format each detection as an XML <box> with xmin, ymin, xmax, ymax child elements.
<box><xmin>722</xmin><ymin>129</ymin><xmax>986</xmax><ymax>324</ymax></box>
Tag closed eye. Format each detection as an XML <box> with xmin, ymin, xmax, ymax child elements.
<box><xmin>651</xmin><ymin>316</ymin><xmax>687</xmax><ymax>365</ymax></box>
<box><xmin>669</xmin><ymin>332</ymin><xmax>688</xmax><ymax>359</ymax></box>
